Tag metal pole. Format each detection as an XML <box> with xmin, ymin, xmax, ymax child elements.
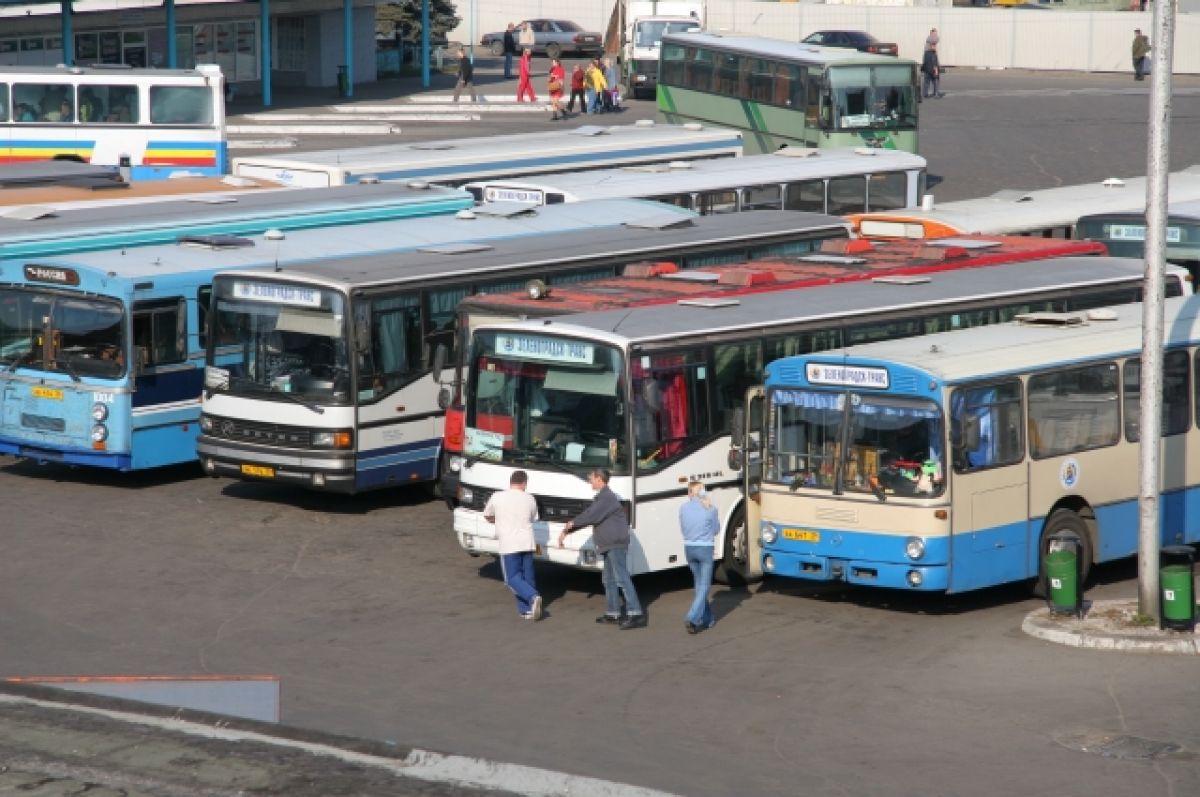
<box><xmin>343</xmin><ymin>0</ymin><xmax>353</xmax><ymax>98</ymax></box>
<box><xmin>62</xmin><ymin>0</ymin><xmax>74</xmax><ymax>66</ymax></box>
<box><xmin>261</xmin><ymin>0</ymin><xmax>271</xmax><ymax>107</ymax></box>
<box><xmin>1137</xmin><ymin>0</ymin><xmax>1176</xmax><ymax>620</ymax></box>
<box><xmin>421</xmin><ymin>0</ymin><xmax>430</xmax><ymax>88</ymax></box>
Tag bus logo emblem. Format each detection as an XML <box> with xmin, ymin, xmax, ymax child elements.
<box><xmin>1060</xmin><ymin>459</ymin><xmax>1080</xmax><ymax>490</ymax></box>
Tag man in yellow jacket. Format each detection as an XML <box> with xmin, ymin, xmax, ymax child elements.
<box><xmin>585</xmin><ymin>58</ymin><xmax>608</xmax><ymax>114</ymax></box>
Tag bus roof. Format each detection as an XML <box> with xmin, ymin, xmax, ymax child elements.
<box><xmin>0</xmin><ymin>64</ymin><xmax>221</xmax><ymax>79</ymax></box>
<box><xmin>9</xmin><ymin>199</ymin><xmax>707</xmax><ymax>280</ymax></box>
<box><xmin>464</xmin><ymin>148</ymin><xmax>927</xmax><ymax>202</ymax></box>
<box><xmin>0</xmin><ymin>160</ymin><xmax>122</xmax><ymax>190</ymax></box>
<box><xmin>1077</xmin><ymin>198</ymin><xmax>1200</xmax><ymax>225</ymax></box>
<box><xmin>662</xmin><ymin>31</ymin><xmax>914</xmax><ymax>66</ymax></box>
<box><xmin>776</xmin><ymin>295</ymin><xmax>1200</xmax><ymax>385</ymax></box>
<box><xmin>486</xmin><ymin>256</ymin><xmax>1160</xmax><ymax>348</ymax></box>
<box><xmin>206</xmin><ymin>210</ymin><xmax>847</xmax><ymax>289</ymax></box>
<box><xmin>0</xmin><ymin>180</ymin><xmax>471</xmax><ymax>256</ymax></box>
<box><xmin>460</xmin><ymin>235</ymin><xmax>1106</xmax><ymax>317</ymax></box>
<box><xmin>850</xmin><ymin>165</ymin><xmax>1200</xmax><ymax>238</ymax></box>
<box><xmin>231</xmin><ymin>122</ymin><xmax>743</xmax><ymax>185</ymax></box>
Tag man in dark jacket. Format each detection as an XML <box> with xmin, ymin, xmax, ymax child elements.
<box><xmin>558</xmin><ymin>468</ymin><xmax>646</xmax><ymax>628</ymax></box>
<box><xmin>452</xmin><ymin>48</ymin><xmax>477</xmax><ymax>103</ymax></box>
<box><xmin>503</xmin><ymin>23</ymin><xmax>518</xmax><ymax>79</ymax></box>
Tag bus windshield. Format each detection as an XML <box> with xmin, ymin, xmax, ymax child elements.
<box><xmin>210</xmin><ymin>280</ymin><xmax>351</xmax><ymax>405</ymax></box>
<box><xmin>766</xmin><ymin>389</ymin><xmax>945</xmax><ymax>498</ymax></box>
<box><xmin>635</xmin><ymin>20</ymin><xmax>699</xmax><ymax>47</ymax></box>
<box><xmin>0</xmin><ymin>288</ymin><xmax>124</xmax><ymax>378</ymax></box>
<box><xmin>466</xmin><ymin>330</ymin><xmax>627</xmax><ymax>474</ymax></box>
<box><xmin>828</xmin><ymin>64</ymin><xmax>917</xmax><ymax>131</ymax></box>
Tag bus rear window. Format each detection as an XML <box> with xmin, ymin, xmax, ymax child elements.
<box><xmin>150</xmin><ymin>85</ymin><xmax>213</xmax><ymax>125</ymax></box>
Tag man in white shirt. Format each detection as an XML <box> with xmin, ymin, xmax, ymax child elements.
<box><xmin>483</xmin><ymin>470</ymin><xmax>543</xmax><ymax>620</ymax></box>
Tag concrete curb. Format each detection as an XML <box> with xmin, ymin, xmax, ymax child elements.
<box><xmin>1022</xmin><ymin>599</ymin><xmax>1200</xmax><ymax>654</ymax></box>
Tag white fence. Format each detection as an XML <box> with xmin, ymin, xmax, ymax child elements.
<box><xmin>450</xmin><ymin>2</ymin><xmax>1200</xmax><ymax>74</ymax></box>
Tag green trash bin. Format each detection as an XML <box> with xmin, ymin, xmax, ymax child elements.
<box><xmin>1046</xmin><ymin>549</ymin><xmax>1077</xmax><ymax>613</ymax></box>
<box><xmin>1161</xmin><ymin>564</ymin><xmax>1195</xmax><ymax>624</ymax></box>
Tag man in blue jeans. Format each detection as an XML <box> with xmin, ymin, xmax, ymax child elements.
<box><xmin>679</xmin><ymin>481</ymin><xmax>719</xmax><ymax>633</ymax></box>
<box><xmin>483</xmin><ymin>470</ymin><xmax>543</xmax><ymax>620</ymax></box>
<box><xmin>503</xmin><ymin>23</ymin><xmax>517</xmax><ymax>80</ymax></box>
<box><xmin>558</xmin><ymin>468</ymin><xmax>646</xmax><ymax>629</ymax></box>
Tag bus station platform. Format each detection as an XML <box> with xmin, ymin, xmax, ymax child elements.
<box><xmin>0</xmin><ymin>682</ymin><xmax>673</xmax><ymax>797</ymax></box>
<box><xmin>1023</xmin><ymin>599</ymin><xmax>1200</xmax><ymax>654</ymax></box>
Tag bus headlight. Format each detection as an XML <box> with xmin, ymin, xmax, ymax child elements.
<box><xmin>761</xmin><ymin>522</ymin><xmax>777</xmax><ymax>545</ymax></box>
<box><xmin>458</xmin><ymin>485</ymin><xmax>474</xmax><ymax>504</ymax></box>
<box><xmin>906</xmin><ymin>569</ymin><xmax>924</xmax><ymax>588</ymax></box>
<box><xmin>90</xmin><ymin>424</ymin><xmax>108</xmax><ymax>443</ymax></box>
<box><xmin>312</xmin><ymin>430</ymin><xmax>354</xmax><ymax>449</ymax></box>
<box><xmin>199</xmin><ymin>414</ymin><xmax>213</xmax><ymax>433</ymax></box>
<box><xmin>449</xmin><ymin>456</ymin><xmax>464</xmax><ymax>472</ymax></box>
<box><xmin>91</xmin><ymin>402</ymin><xmax>109</xmax><ymax>422</ymax></box>
<box><xmin>905</xmin><ymin>536</ymin><xmax>926</xmax><ymax>561</ymax></box>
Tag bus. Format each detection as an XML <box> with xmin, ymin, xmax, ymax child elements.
<box><xmin>0</xmin><ymin>180</ymin><xmax>473</xmax><ymax>259</ymax></box>
<box><xmin>462</xmin><ymin>148</ymin><xmax>927</xmax><ymax>215</ymax></box>
<box><xmin>195</xmin><ymin>210</ymin><xmax>852</xmax><ymax>492</ymax></box>
<box><xmin>449</xmin><ymin>257</ymin><xmax>1187</xmax><ymax>583</ymax></box>
<box><xmin>230</xmin><ymin>122</ymin><xmax>743</xmax><ymax>188</ymax></box>
<box><xmin>849</xmin><ymin>165</ymin><xmax>1200</xmax><ymax>241</ymax></box>
<box><xmin>657</xmin><ymin>33</ymin><xmax>919</xmax><ymax>154</ymax></box>
<box><xmin>1</xmin><ymin>64</ymin><xmax>226</xmax><ymax>180</ymax></box>
<box><xmin>1076</xmin><ymin>199</ymin><xmax>1200</xmax><ymax>281</ymax></box>
<box><xmin>0</xmin><ymin>199</ymin><xmax>694</xmax><ymax>471</ymax></box>
<box><xmin>751</xmin><ymin>295</ymin><xmax>1200</xmax><ymax>595</ymax></box>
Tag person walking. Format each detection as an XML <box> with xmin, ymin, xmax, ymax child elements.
<box><xmin>566</xmin><ymin>63</ymin><xmax>587</xmax><ymax>114</ymax></box>
<box><xmin>679</xmin><ymin>481</ymin><xmax>719</xmax><ymax>634</ymax></box>
<box><xmin>603</xmin><ymin>57</ymin><xmax>621</xmax><ymax>112</ymax></box>
<box><xmin>518</xmin><ymin>21</ymin><xmax>536</xmax><ymax>52</ymax></box>
<box><xmin>585</xmin><ymin>58</ymin><xmax>608</xmax><ymax>114</ymax></box>
<box><xmin>452</xmin><ymin>48</ymin><xmax>477</xmax><ymax>103</ymax></box>
<box><xmin>920</xmin><ymin>44</ymin><xmax>942</xmax><ymax>100</ymax></box>
<box><xmin>517</xmin><ymin>48</ymin><xmax>537</xmax><ymax>102</ymax></box>
<box><xmin>548</xmin><ymin>58</ymin><xmax>566</xmax><ymax>120</ymax></box>
<box><xmin>925</xmin><ymin>28</ymin><xmax>939</xmax><ymax>52</ymax></box>
<box><xmin>558</xmin><ymin>469</ymin><xmax>646</xmax><ymax>629</ymax></box>
<box><xmin>1132</xmin><ymin>28</ymin><xmax>1151</xmax><ymax>81</ymax></box>
<box><xmin>502</xmin><ymin>23</ymin><xmax>518</xmax><ymax>80</ymax></box>
<box><xmin>482</xmin><ymin>470</ymin><xmax>543</xmax><ymax>621</ymax></box>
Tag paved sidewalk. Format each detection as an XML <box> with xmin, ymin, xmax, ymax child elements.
<box><xmin>1023</xmin><ymin>598</ymin><xmax>1199</xmax><ymax>653</ymax></box>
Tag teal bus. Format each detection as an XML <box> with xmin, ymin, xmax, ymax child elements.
<box><xmin>657</xmin><ymin>32</ymin><xmax>919</xmax><ymax>155</ymax></box>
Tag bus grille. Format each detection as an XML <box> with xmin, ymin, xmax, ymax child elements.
<box><xmin>461</xmin><ymin>486</ymin><xmax>596</xmax><ymax>520</ymax></box>
<box><xmin>21</xmin><ymin>413</ymin><xmax>66</xmax><ymax>432</ymax></box>
<box><xmin>206</xmin><ymin>415</ymin><xmax>312</xmax><ymax>448</ymax></box>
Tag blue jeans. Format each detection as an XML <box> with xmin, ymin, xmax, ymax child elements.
<box><xmin>601</xmin><ymin>547</ymin><xmax>642</xmax><ymax>617</ymax></box>
<box><xmin>500</xmin><ymin>551</ymin><xmax>539</xmax><ymax>616</ymax></box>
<box><xmin>584</xmin><ymin>88</ymin><xmax>596</xmax><ymax>113</ymax></box>
<box><xmin>504</xmin><ymin>51</ymin><xmax>514</xmax><ymax>78</ymax></box>
<box><xmin>685</xmin><ymin>544</ymin><xmax>714</xmax><ymax>627</ymax></box>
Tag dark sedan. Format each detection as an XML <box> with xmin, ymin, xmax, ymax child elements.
<box><xmin>801</xmin><ymin>30</ymin><xmax>899</xmax><ymax>57</ymax></box>
<box><xmin>480</xmin><ymin>19</ymin><xmax>603</xmax><ymax>59</ymax></box>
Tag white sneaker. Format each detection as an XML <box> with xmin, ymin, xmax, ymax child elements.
<box><xmin>530</xmin><ymin>594</ymin><xmax>543</xmax><ymax>621</ymax></box>
<box><xmin>521</xmin><ymin>611</ymin><xmax>534</xmax><ymax>620</ymax></box>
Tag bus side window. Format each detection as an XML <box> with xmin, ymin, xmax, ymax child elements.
<box><xmin>359</xmin><ymin>293</ymin><xmax>421</xmax><ymax>400</ymax></box>
<box><xmin>0</xmin><ymin>84</ymin><xmax>7</xmax><ymax>122</ymax></box>
<box><xmin>950</xmin><ymin>380</ymin><xmax>1024</xmax><ymax>473</ymax></box>
<box><xmin>132</xmin><ymin>298</ymin><xmax>187</xmax><ymax>368</ymax></box>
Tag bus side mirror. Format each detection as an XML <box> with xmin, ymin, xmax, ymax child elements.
<box><xmin>431</xmin><ymin>343</ymin><xmax>447</xmax><ymax>383</ymax></box>
<box><xmin>353</xmin><ymin>314</ymin><xmax>371</xmax><ymax>355</ymax></box>
<box><xmin>437</xmin><ymin>386</ymin><xmax>452</xmax><ymax>410</ymax></box>
<box><xmin>730</xmin><ymin>407</ymin><xmax>745</xmax><ymax>443</ymax></box>
<box><xmin>962</xmin><ymin>416</ymin><xmax>981</xmax><ymax>451</ymax></box>
<box><xmin>728</xmin><ymin>448</ymin><xmax>744</xmax><ymax>471</ymax></box>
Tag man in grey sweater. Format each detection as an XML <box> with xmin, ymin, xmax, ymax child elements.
<box><xmin>558</xmin><ymin>468</ymin><xmax>646</xmax><ymax>629</ymax></box>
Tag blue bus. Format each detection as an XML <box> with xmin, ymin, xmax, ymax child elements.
<box><xmin>0</xmin><ymin>199</ymin><xmax>696</xmax><ymax>470</ymax></box>
<box><xmin>754</xmin><ymin>295</ymin><xmax>1200</xmax><ymax>594</ymax></box>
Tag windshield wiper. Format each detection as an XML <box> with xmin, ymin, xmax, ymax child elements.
<box><xmin>5</xmin><ymin>351</ymin><xmax>34</xmax><ymax>373</ymax></box>
<box><xmin>54</xmin><ymin>358</ymin><xmax>82</xmax><ymax>383</ymax></box>
<box><xmin>514</xmin><ymin>449</ymin><xmax>589</xmax><ymax>482</ymax></box>
<box><xmin>271</xmin><ymin>387</ymin><xmax>324</xmax><ymax>415</ymax></box>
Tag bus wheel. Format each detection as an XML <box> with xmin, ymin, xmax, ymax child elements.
<box><xmin>1034</xmin><ymin>509</ymin><xmax>1093</xmax><ymax>598</ymax></box>
<box><xmin>715</xmin><ymin>505</ymin><xmax>755</xmax><ymax>586</ymax></box>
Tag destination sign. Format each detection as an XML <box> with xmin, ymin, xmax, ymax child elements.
<box><xmin>24</xmin><ymin>265</ymin><xmax>80</xmax><ymax>286</ymax></box>
<box><xmin>806</xmin><ymin>363</ymin><xmax>889</xmax><ymax>389</ymax></box>
<box><xmin>232</xmin><ymin>281</ymin><xmax>321</xmax><ymax>307</ymax></box>
<box><xmin>495</xmin><ymin>334</ymin><xmax>593</xmax><ymax>365</ymax></box>
<box><xmin>483</xmin><ymin>187</ymin><xmax>543</xmax><ymax>204</ymax></box>
<box><xmin>1107</xmin><ymin>224</ymin><xmax>1182</xmax><ymax>244</ymax></box>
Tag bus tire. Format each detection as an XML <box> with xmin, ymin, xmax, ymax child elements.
<box><xmin>1034</xmin><ymin>508</ymin><xmax>1093</xmax><ymax>598</ymax></box>
<box><xmin>490</xmin><ymin>40</ymin><xmax>504</xmax><ymax>57</ymax></box>
<box><xmin>715</xmin><ymin>505</ymin><xmax>760</xmax><ymax>586</ymax></box>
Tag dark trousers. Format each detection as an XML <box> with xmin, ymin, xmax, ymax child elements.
<box><xmin>504</xmin><ymin>51</ymin><xmax>514</xmax><ymax>79</ymax></box>
<box><xmin>567</xmin><ymin>88</ymin><xmax>586</xmax><ymax>112</ymax></box>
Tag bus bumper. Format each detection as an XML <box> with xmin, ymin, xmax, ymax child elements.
<box><xmin>196</xmin><ymin>436</ymin><xmax>357</xmax><ymax>492</ymax></box>
<box><xmin>0</xmin><ymin>438</ymin><xmax>132</xmax><ymax>470</ymax></box>
<box><xmin>454</xmin><ymin>507</ymin><xmax>602</xmax><ymax>569</ymax></box>
<box><xmin>761</xmin><ymin>549</ymin><xmax>949</xmax><ymax>591</ymax></box>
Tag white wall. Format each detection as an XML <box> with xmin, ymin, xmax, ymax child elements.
<box><xmin>449</xmin><ymin>1</ymin><xmax>1200</xmax><ymax>74</ymax></box>
<box><xmin>313</xmin><ymin>6</ymin><xmax>377</xmax><ymax>87</ymax></box>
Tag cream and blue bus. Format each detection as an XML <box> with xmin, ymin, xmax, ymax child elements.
<box><xmin>1</xmin><ymin>64</ymin><xmax>226</xmax><ymax>179</ymax></box>
<box><xmin>657</xmin><ymin>33</ymin><xmax>919</xmax><ymax>154</ymax></box>
<box><xmin>753</xmin><ymin>295</ymin><xmax>1200</xmax><ymax>594</ymax></box>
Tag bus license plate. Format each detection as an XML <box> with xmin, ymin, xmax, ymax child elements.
<box><xmin>32</xmin><ymin>387</ymin><xmax>63</xmax><ymax>400</ymax></box>
<box><xmin>241</xmin><ymin>464</ymin><xmax>275</xmax><ymax>478</ymax></box>
<box><xmin>782</xmin><ymin>528</ymin><xmax>820</xmax><ymax>542</ymax></box>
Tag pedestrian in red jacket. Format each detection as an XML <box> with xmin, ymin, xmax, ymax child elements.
<box><xmin>516</xmin><ymin>49</ymin><xmax>537</xmax><ymax>102</ymax></box>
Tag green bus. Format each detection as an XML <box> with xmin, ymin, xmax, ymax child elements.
<box><xmin>657</xmin><ymin>32</ymin><xmax>919</xmax><ymax>155</ymax></box>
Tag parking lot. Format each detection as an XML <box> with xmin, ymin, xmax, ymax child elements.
<box><xmin>3</xmin><ymin>67</ymin><xmax>1200</xmax><ymax>797</ymax></box>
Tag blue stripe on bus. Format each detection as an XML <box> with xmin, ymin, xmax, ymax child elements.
<box><xmin>355</xmin><ymin>438</ymin><xmax>441</xmax><ymax>490</ymax></box>
<box><xmin>343</xmin><ymin>139</ymin><xmax>743</xmax><ymax>183</ymax></box>
<box><xmin>131</xmin><ymin>369</ymin><xmax>204</xmax><ymax>408</ymax></box>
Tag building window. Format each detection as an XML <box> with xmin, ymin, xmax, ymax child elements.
<box><xmin>275</xmin><ymin>17</ymin><xmax>306</xmax><ymax>71</ymax></box>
